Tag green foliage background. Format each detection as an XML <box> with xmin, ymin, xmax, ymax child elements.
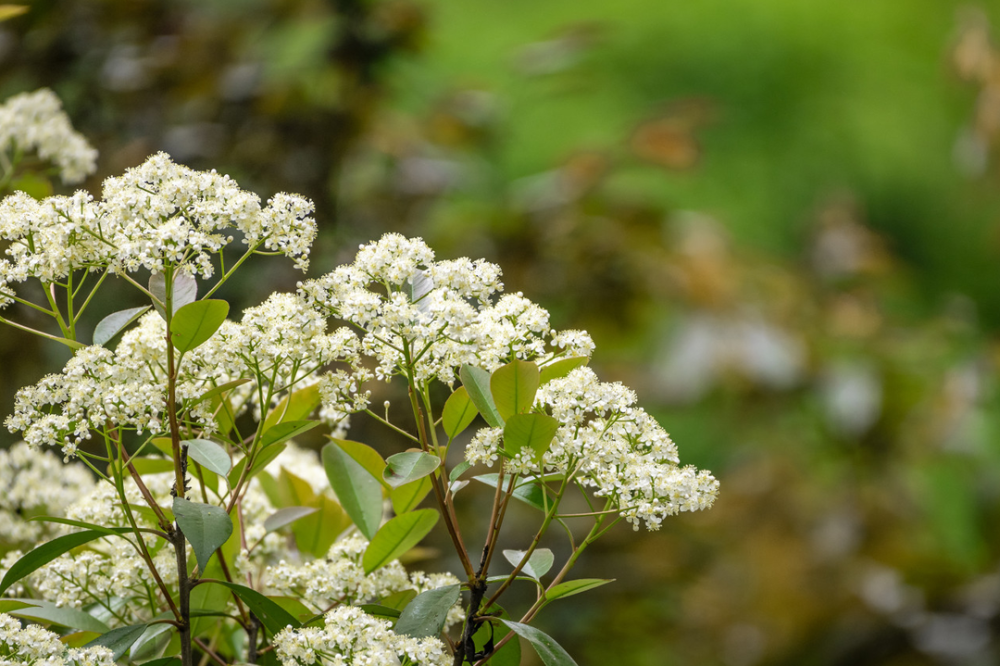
<box><xmin>4</xmin><ymin>0</ymin><xmax>1000</xmax><ymax>664</ymax></box>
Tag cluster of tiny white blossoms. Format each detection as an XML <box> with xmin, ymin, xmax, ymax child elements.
<box><xmin>266</xmin><ymin>535</ymin><xmax>464</xmax><ymax>629</ymax></box>
<box><xmin>0</xmin><ymin>152</ymin><xmax>316</xmax><ymax>310</ymax></box>
<box><xmin>0</xmin><ymin>442</ymin><xmax>95</xmax><ymax>546</ymax></box>
<box><xmin>466</xmin><ymin>366</ymin><xmax>719</xmax><ymax>530</ymax></box>
<box><xmin>272</xmin><ymin>606</ymin><xmax>450</xmax><ymax>666</ymax></box>
<box><xmin>0</xmin><ymin>88</ymin><xmax>98</xmax><ymax>184</ymax></box>
<box><xmin>298</xmin><ymin>233</ymin><xmax>595</xmax><ymax>389</ymax></box>
<box><xmin>0</xmin><ymin>613</ymin><xmax>115</xmax><ymax>666</ymax></box>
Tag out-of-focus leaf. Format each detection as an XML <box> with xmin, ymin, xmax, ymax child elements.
<box><xmin>322</xmin><ymin>441</ymin><xmax>383</xmax><ymax>540</ymax></box>
<box><xmin>491</xmin><ymin>360</ymin><xmax>540</xmax><ymax>420</ymax></box>
<box><xmin>93</xmin><ymin>306</ymin><xmax>150</xmax><ymax>346</ymax></box>
<box><xmin>362</xmin><ymin>509</ymin><xmax>439</xmax><ymax>574</ymax></box>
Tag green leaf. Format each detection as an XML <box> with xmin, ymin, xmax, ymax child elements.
<box><xmin>93</xmin><ymin>306</ymin><xmax>150</xmax><ymax>346</ymax></box>
<box><xmin>184</xmin><ymin>439</ymin><xmax>231</xmax><ymax>476</ymax></box>
<box><xmin>390</xmin><ymin>476</ymin><xmax>434</xmax><ymax>514</ymax></box>
<box><xmin>358</xmin><ymin>604</ymin><xmax>402</xmax><ymax>621</ymax></box>
<box><xmin>450</xmin><ymin>461</ymin><xmax>473</xmax><ymax>483</ymax></box>
<box><xmin>267</xmin><ymin>596</ymin><xmax>314</xmax><ymax>624</ymax></box>
<box><xmin>228</xmin><ymin>443</ymin><xmax>287</xmax><ymax>487</ymax></box>
<box><xmin>503</xmin><ymin>413</ymin><xmax>559</xmax><ymax>461</ymax></box>
<box><xmin>542</xmin><ymin>579</ymin><xmax>614</xmax><ymax>607</ymax></box>
<box><xmin>261</xmin><ymin>420</ymin><xmax>320</xmax><ymax>448</ymax></box>
<box><xmin>322</xmin><ymin>442</ymin><xmax>383</xmax><ymax>540</ymax></box>
<box><xmin>205</xmin><ymin>581</ymin><xmax>300</xmax><ymax>634</ymax></box>
<box><xmin>193</xmin><ymin>379</ymin><xmax>251</xmax><ymax>405</ymax></box>
<box><xmin>491</xmin><ymin>360</ymin><xmax>540</xmax><ymax>420</ymax></box>
<box><xmin>442</xmin><ymin>387</ymin><xmax>478</xmax><ymax>439</ymax></box>
<box><xmin>10</xmin><ymin>171</ymin><xmax>52</xmax><ymax>199</ymax></box>
<box><xmin>0</xmin><ymin>529</ymin><xmax>130</xmax><ymax>596</ymax></box>
<box><xmin>172</xmin><ymin>498</ymin><xmax>233</xmax><ymax>573</ymax></box>
<box><xmin>129</xmin><ymin>612</ymin><xmax>175</xmax><ymax>660</ymax></box>
<box><xmin>499</xmin><ymin>620</ymin><xmax>579</xmax><ymax>666</ymax></box>
<box><xmin>188</xmin><ymin>561</ymin><xmax>229</xmax><ymax>636</ymax></box>
<box><xmin>8</xmin><ymin>599</ymin><xmax>111</xmax><ymax>633</ymax></box>
<box><xmin>379</xmin><ymin>589</ymin><xmax>417</xmax><ymax>611</ymax></box>
<box><xmin>473</xmin><ymin>474</ymin><xmax>547</xmax><ymax>512</ymax></box>
<box><xmin>383</xmin><ymin>451</ymin><xmax>440</xmax><ymax>489</ymax></box>
<box><xmin>140</xmin><ymin>658</ymin><xmax>182</xmax><ymax>666</ymax></box>
<box><xmin>149</xmin><ymin>271</ymin><xmax>197</xmax><ymax>318</ymax></box>
<box><xmin>502</xmin><ymin>548</ymin><xmax>554</xmax><ymax>579</ymax></box>
<box><xmin>27</xmin><ymin>517</ymin><xmax>145</xmax><ymax>541</ymax></box>
<box><xmin>263</xmin><ymin>506</ymin><xmax>317</xmax><ymax>533</ymax></box>
<box><xmin>0</xmin><ymin>600</ymin><xmax>33</xmax><ymax>613</ymax></box>
<box><xmin>84</xmin><ymin>624</ymin><xmax>148</xmax><ymax>660</ymax></box>
<box><xmin>0</xmin><ymin>6</ymin><xmax>30</xmax><ymax>23</ymax></box>
<box><xmin>473</xmin><ymin>605</ymin><xmax>521</xmax><ymax>666</ymax></box>
<box><xmin>170</xmin><ymin>299</ymin><xmax>229</xmax><ymax>352</ymax></box>
<box><xmin>393</xmin><ymin>584</ymin><xmax>460</xmax><ymax>638</ymax></box>
<box><xmin>539</xmin><ymin>356</ymin><xmax>589</xmax><ymax>384</ymax></box>
<box><xmin>263</xmin><ymin>383</ymin><xmax>321</xmax><ymax>431</ymax></box>
<box><xmin>362</xmin><ymin>509</ymin><xmax>439</xmax><ymax>574</ymax></box>
<box><xmin>293</xmin><ymin>495</ymin><xmax>351</xmax><ymax>558</ymax></box>
<box><xmin>325</xmin><ymin>437</ymin><xmax>388</xmax><ymax>487</ymax></box>
<box><xmin>460</xmin><ymin>365</ymin><xmax>504</xmax><ymax>428</ymax></box>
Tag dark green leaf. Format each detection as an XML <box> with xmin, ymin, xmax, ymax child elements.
<box><xmin>499</xmin><ymin>620</ymin><xmax>579</xmax><ymax>666</ymax></box>
<box><xmin>460</xmin><ymin>365</ymin><xmax>504</xmax><ymax>428</ymax></box>
<box><xmin>184</xmin><ymin>439</ymin><xmax>231</xmax><ymax>476</ymax></box>
<box><xmin>383</xmin><ymin>451</ymin><xmax>440</xmax><ymax>489</ymax></box>
<box><xmin>172</xmin><ymin>498</ymin><xmax>233</xmax><ymax>573</ymax></box>
<box><xmin>140</xmin><ymin>659</ymin><xmax>182</xmax><ymax>666</ymax></box>
<box><xmin>491</xmin><ymin>360</ymin><xmax>540</xmax><ymax>420</ymax></box>
<box><xmin>205</xmin><ymin>581</ymin><xmax>300</xmax><ymax>634</ymax></box>
<box><xmin>93</xmin><ymin>306</ymin><xmax>150</xmax><ymax>346</ymax></box>
<box><xmin>27</xmin><ymin>517</ymin><xmax>143</xmax><ymax>540</ymax></box>
<box><xmin>362</xmin><ymin>509</ymin><xmax>439</xmax><ymax>574</ymax></box>
<box><xmin>171</xmin><ymin>299</ymin><xmax>229</xmax><ymax>352</ymax></box>
<box><xmin>358</xmin><ymin>604</ymin><xmax>402</xmax><ymax>621</ymax></box>
<box><xmin>442</xmin><ymin>387</ymin><xmax>478</xmax><ymax>439</ymax></box>
<box><xmin>84</xmin><ymin>624</ymin><xmax>148</xmax><ymax>660</ymax></box>
<box><xmin>0</xmin><ymin>529</ymin><xmax>130</xmax><ymax>596</ymax></box>
<box><xmin>394</xmin><ymin>584</ymin><xmax>460</xmax><ymax>638</ymax></box>
<box><xmin>473</xmin><ymin>605</ymin><xmax>521</xmax><ymax>666</ymax></box>
<box><xmin>322</xmin><ymin>442</ymin><xmax>383</xmax><ymax>540</ymax></box>
<box><xmin>503</xmin><ymin>413</ymin><xmax>559</xmax><ymax>461</ymax></box>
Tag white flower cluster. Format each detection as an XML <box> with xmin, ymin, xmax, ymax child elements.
<box><xmin>466</xmin><ymin>367</ymin><xmax>719</xmax><ymax>530</ymax></box>
<box><xmin>0</xmin><ymin>88</ymin><xmax>98</xmax><ymax>184</ymax></box>
<box><xmin>265</xmin><ymin>535</ymin><xmax>463</xmax><ymax>629</ymax></box>
<box><xmin>273</xmin><ymin>606</ymin><xmax>450</xmax><ymax>666</ymax></box>
<box><xmin>0</xmin><ymin>152</ymin><xmax>316</xmax><ymax>310</ymax></box>
<box><xmin>0</xmin><ymin>442</ymin><xmax>95</xmax><ymax>546</ymax></box>
<box><xmin>298</xmin><ymin>233</ymin><xmax>594</xmax><ymax>388</ymax></box>
<box><xmin>0</xmin><ymin>613</ymin><xmax>115</xmax><ymax>666</ymax></box>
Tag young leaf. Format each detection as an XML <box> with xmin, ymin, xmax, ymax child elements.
<box><xmin>503</xmin><ymin>413</ymin><xmax>559</xmax><ymax>461</ymax></box>
<box><xmin>460</xmin><ymin>365</ymin><xmax>504</xmax><ymax>428</ymax></box>
<box><xmin>149</xmin><ymin>271</ymin><xmax>197</xmax><ymax>317</ymax></box>
<box><xmin>498</xmin><ymin>620</ymin><xmax>579</xmax><ymax>666</ymax></box>
<box><xmin>393</xmin><ymin>584</ymin><xmax>460</xmax><ymax>638</ymax></box>
<box><xmin>322</xmin><ymin>442</ymin><xmax>383</xmax><ymax>540</ymax></box>
<box><xmin>262</xmin><ymin>383</ymin><xmax>321</xmax><ymax>431</ymax></box>
<box><xmin>390</xmin><ymin>476</ymin><xmax>434</xmax><ymax>514</ymax></box>
<box><xmin>539</xmin><ymin>356</ymin><xmax>589</xmax><ymax>384</ymax></box>
<box><xmin>383</xmin><ymin>451</ymin><xmax>440</xmax><ymax>489</ymax></box>
<box><xmin>473</xmin><ymin>474</ymin><xmax>547</xmax><ymax>512</ymax></box>
<box><xmin>172</xmin><ymin>498</ymin><xmax>233</xmax><ymax>573</ymax></box>
<box><xmin>362</xmin><ymin>509</ymin><xmax>439</xmax><ymax>574</ymax></box>
<box><xmin>502</xmin><ymin>548</ymin><xmax>555</xmax><ymax>580</ymax></box>
<box><xmin>260</xmin><ymin>420</ymin><xmax>320</xmax><ymax>448</ymax></box>
<box><xmin>170</xmin><ymin>299</ymin><xmax>229</xmax><ymax>352</ymax></box>
<box><xmin>263</xmin><ymin>507</ymin><xmax>317</xmax><ymax>533</ymax></box>
<box><xmin>491</xmin><ymin>360</ymin><xmax>540</xmax><ymax>420</ymax></box>
<box><xmin>0</xmin><ymin>529</ymin><xmax>130</xmax><ymax>596</ymax></box>
<box><xmin>204</xmin><ymin>581</ymin><xmax>300</xmax><ymax>634</ymax></box>
<box><xmin>184</xmin><ymin>439</ymin><xmax>231</xmax><ymax>476</ymax></box>
<box><xmin>541</xmin><ymin>579</ymin><xmax>614</xmax><ymax>607</ymax></box>
<box><xmin>442</xmin><ymin>387</ymin><xmax>478</xmax><ymax>439</ymax></box>
<box><xmin>84</xmin><ymin>624</ymin><xmax>149</xmax><ymax>660</ymax></box>
<box><xmin>93</xmin><ymin>306</ymin><xmax>150</xmax><ymax>346</ymax></box>
<box><xmin>8</xmin><ymin>599</ymin><xmax>111</xmax><ymax>633</ymax></box>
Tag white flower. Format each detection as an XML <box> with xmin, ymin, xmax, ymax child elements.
<box><xmin>0</xmin><ymin>612</ymin><xmax>115</xmax><ymax>665</ymax></box>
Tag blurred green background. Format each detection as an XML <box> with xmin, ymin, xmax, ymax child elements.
<box><xmin>5</xmin><ymin>0</ymin><xmax>1000</xmax><ymax>664</ymax></box>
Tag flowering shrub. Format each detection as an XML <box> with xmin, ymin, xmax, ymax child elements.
<box><xmin>0</xmin><ymin>89</ymin><xmax>717</xmax><ymax>665</ymax></box>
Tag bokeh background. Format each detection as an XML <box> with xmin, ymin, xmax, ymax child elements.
<box><xmin>4</xmin><ymin>0</ymin><xmax>1000</xmax><ymax>664</ymax></box>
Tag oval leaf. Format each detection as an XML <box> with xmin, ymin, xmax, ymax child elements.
<box><xmin>503</xmin><ymin>548</ymin><xmax>555</xmax><ymax>580</ymax></box>
<box><xmin>184</xmin><ymin>439</ymin><xmax>231</xmax><ymax>476</ymax></box>
<box><xmin>0</xmin><ymin>529</ymin><xmax>130</xmax><ymax>596</ymax></box>
<box><xmin>322</xmin><ymin>442</ymin><xmax>383</xmax><ymax>540</ymax></box>
<box><xmin>499</xmin><ymin>620</ymin><xmax>579</xmax><ymax>666</ymax></box>
<box><xmin>171</xmin><ymin>299</ymin><xmax>229</xmax><ymax>352</ymax></box>
<box><xmin>93</xmin><ymin>306</ymin><xmax>150</xmax><ymax>346</ymax></box>
<box><xmin>362</xmin><ymin>509</ymin><xmax>439</xmax><ymax>574</ymax></box>
<box><xmin>390</xmin><ymin>476</ymin><xmax>434</xmax><ymax>514</ymax></box>
<box><xmin>263</xmin><ymin>506</ymin><xmax>318</xmax><ymax>533</ymax></box>
<box><xmin>205</xmin><ymin>581</ymin><xmax>300</xmax><ymax>634</ymax></box>
<box><xmin>172</xmin><ymin>498</ymin><xmax>233</xmax><ymax>573</ymax></box>
<box><xmin>383</xmin><ymin>451</ymin><xmax>440</xmax><ymax>489</ymax></box>
<box><xmin>394</xmin><ymin>584</ymin><xmax>460</xmax><ymax>638</ymax></box>
<box><xmin>491</xmin><ymin>360</ymin><xmax>540</xmax><ymax>421</ymax></box>
<box><xmin>84</xmin><ymin>624</ymin><xmax>149</xmax><ymax>660</ymax></box>
<box><xmin>503</xmin><ymin>413</ymin><xmax>559</xmax><ymax>461</ymax></box>
<box><xmin>539</xmin><ymin>356</ymin><xmax>589</xmax><ymax>384</ymax></box>
<box><xmin>460</xmin><ymin>365</ymin><xmax>504</xmax><ymax>428</ymax></box>
<box><xmin>149</xmin><ymin>271</ymin><xmax>197</xmax><ymax>318</ymax></box>
<box><xmin>326</xmin><ymin>437</ymin><xmax>388</xmax><ymax>487</ymax></box>
<box><xmin>442</xmin><ymin>387</ymin><xmax>478</xmax><ymax>439</ymax></box>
